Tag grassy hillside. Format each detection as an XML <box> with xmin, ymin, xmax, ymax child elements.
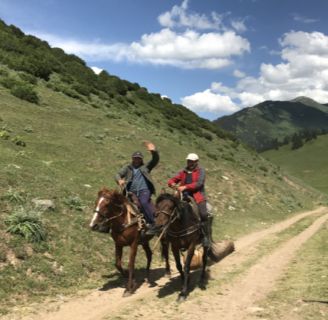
<box><xmin>0</xmin><ymin>21</ymin><xmax>326</xmax><ymax>315</ymax></box>
<box><xmin>214</xmin><ymin>97</ymin><xmax>328</xmax><ymax>152</ymax></box>
<box><xmin>263</xmin><ymin>134</ymin><xmax>328</xmax><ymax>194</ymax></box>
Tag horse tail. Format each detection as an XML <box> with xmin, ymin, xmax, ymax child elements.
<box><xmin>208</xmin><ymin>240</ymin><xmax>235</xmax><ymax>263</ymax></box>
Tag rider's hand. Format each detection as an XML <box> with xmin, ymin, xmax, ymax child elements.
<box><xmin>177</xmin><ymin>186</ymin><xmax>187</xmax><ymax>192</ymax></box>
<box><xmin>144</xmin><ymin>141</ymin><xmax>156</xmax><ymax>152</ymax></box>
<box><xmin>118</xmin><ymin>179</ymin><xmax>126</xmax><ymax>187</ymax></box>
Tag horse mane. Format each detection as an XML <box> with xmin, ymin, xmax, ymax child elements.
<box><xmin>156</xmin><ymin>193</ymin><xmax>180</xmax><ymax>206</ymax></box>
<box><xmin>98</xmin><ymin>188</ymin><xmax>127</xmax><ymax>204</ymax></box>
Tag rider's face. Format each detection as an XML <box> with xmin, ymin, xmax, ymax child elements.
<box><xmin>187</xmin><ymin>160</ymin><xmax>198</xmax><ymax>170</ymax></box>
<box><xmin>132</xmin><ymin>157</ymin><xmax>143</xmax><ymax>167</ymax></box>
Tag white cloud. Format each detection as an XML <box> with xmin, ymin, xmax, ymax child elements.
<box><xmin>181</xmin><ymin>31</ymin><xmax>328</xmax><ymax>116</ymax></box>
<box><xmin>26</xmin><ymin>1</ymin><xmax>250</xmax><ymax>70</ymax></box>
<box><xmin>181</xmin><ymin>89</ymin><xmax>240</xmax><ymax>114</ymax></box>
<box><xmin>29</xmin><ymin>28</ymin><xmax>250</xmax><ymax>70</ymax></box>
<box><xmin>292</xmin><ymin>13</ymin><xmax>319</xmax><ymax>24</ymax></box>
<box><xmin>231</xmin><ymin>18</ymin><xmax>247</xmax><ymax>33</ymax></box>
<box><xmin>90</xmin><ymin>66</ymin><xmax>103</xmax><ymax>74</ymax></box>
<box><xmin>233</xmin><ymin>69</ymin><xmax>246</xmax><ymax>78</ymax></box>
<box><xmin>129</xmin><ymin>28</ymin><xmax>250</xmax><ymax>69</ymax></box>
<box><xmin>158</xmin><ymin>0</ymin><xmax>223</xmax><ymax>30</ymax></box>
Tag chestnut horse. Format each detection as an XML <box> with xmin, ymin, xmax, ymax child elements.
<box><xmin>89</xmin><ymin>188</ymin><xmax>170</xmax><ymax>296</ymax></box>
<box><xmin>154</xmin><ymin>193</ymin><xmax>209</xmax><ymax>301</ymax></box>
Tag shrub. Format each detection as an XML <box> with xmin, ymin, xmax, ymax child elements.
<box><xmin>0</xmin><ymin>76</ymin><xmax>20</xmax><ymax>89</ymax></box>
<box><xmin>203</xmin><ymin>132</ymin><xmax>213</xmax><ymax>141</ymax></box>
<box><xmin>64</xmin><ymin>195</ymin><xmax>84</xmax><ymax>211</ymax></box>
<box><xmin>5</xmin><ymin>207</ymin><xmax>46</xmax><ymax>243</ymax></box>
<box><xmin>19</xmin><ymin>72</ymin><xmax>37</xmax><ymax>84</ymax></box>
<box><xmin>0</xmin><ymin>129</ymin><xmax>10</xmax><ymax>140</ymax></box>
<box><xmin>1</xmin><ymin>187</ymin><xmax>26</xmax><ymax>204</ymax></box>
<box><xmin>207</xmin><ymin>152</ymin><xmax>218</xmax><ymax>160</ymax></box>
<box><xmin>259</xmin><ymin>165</ymin><xmax>268</xmax><ymax>172</ymax></box>
<box><xmin>11</xmin><ymin>135</ymin><xmax>26</xmax><ymax>147</ymax></box>
<box><xmin>10</xmin><ymin>83</ymin><xmax>39</xmax><ymax>104</ymax></box>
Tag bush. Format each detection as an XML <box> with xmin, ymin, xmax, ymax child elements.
<box><xmin>64</xmin><ymin>195</ymin><xmax>84</xmax><ymax>211</ymax></box>
<box><xmin>0</xmin><ymin>76</ymin><xmax>20</xmax><ymax>89</ymax></box>
<box><xmin>0</xmin><ymin>129</ymin><xmax>10</xmax><ymax>140</ymax></box>
<box><xmin>10</xmin><ymin>83</ymin><xmax>39</xmax><ymax>104</ymax></box>
<box><xmin>19</xmin><ymin>72</ymin><xmax>37</xmax><ymax>84</ymax></box>
<box><xmin>203</xmin><ymin>132</ymin><xmax>213</xmax><ymax>141</ymax></box>
<box><xmin>11</xmin><ymin>135</ymin><xmax>26</xmax><ymax>147</ymax></box>
<box><xmin>5</xmin><ymin>207</ymin><xmax>46</xmax><ymax>243</ymax></box>
<box><xmin>1</xmin><ymin>187</ymin><xmax>26</xmax><ymax>204</ymax></box>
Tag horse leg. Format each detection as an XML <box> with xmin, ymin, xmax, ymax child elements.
<box><xmin>115</xmin><ymin>244</ymin><xmax>127</xmax><ymax>277</ymax></box>
<box><xmin>141</xmin><ymin>241</ymin><xmax>152</xmax><ymax>284</ymax></box>
<box><xmin>199</xmin><ymin>245</ymin><xmax>209</xmax><ymax>289</ymax></box>
<box><xmin>161</xmin><ymin>239</ymin><xmax>171</xmax><ymax>276</ymax></box>
<box><xmin>123</xmin><ymin>238</ymin><xmax>138</xmax><ymax>297</ymax></box>
<box><xmin>179</xmin><ymin>243</ymin><xmax>196</xmax><ymax>301</ymax></box>
<box><xmin>171</xmin><ymin>244</ymin><xmax>184</xmax><ymax>282</ymax></box>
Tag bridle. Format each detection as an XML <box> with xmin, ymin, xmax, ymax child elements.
<box><xmin>95</xmin><ymin>197</ymin><xmax>125</xmax><ymax>225</ymax></box>
<box><xmin>156</xmin><ymin>201</ymin><xmax>200</xmax><ymax>238</ymax></box>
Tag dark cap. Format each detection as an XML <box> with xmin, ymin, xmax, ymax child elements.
<box><xmin>131</xmin><ymin>151</ymin><xmax>144</xmax><ymax>159</ymax></box>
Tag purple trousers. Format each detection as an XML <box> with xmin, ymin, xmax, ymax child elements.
<box><xmin>137</xmin><ymin>189</ymin><xmax>155</xmax><ymax>224</ymax></box>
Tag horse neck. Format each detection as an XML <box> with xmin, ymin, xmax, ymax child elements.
<box><xmin>170</xmin><ymin>202</ymin><xmax>198</xmax><ymax>231</ymax></box>
<box><xmin>109</xmin><ymin>201</ymin><xmax>128</xmax><ymax>229</ymax></box>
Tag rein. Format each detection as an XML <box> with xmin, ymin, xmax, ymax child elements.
<box><xmin>156</xmin><ymin>203</ymin><xmax>200</xmax><ymax>239</ymax></box>
<box><xmin>96</xmin><ymin>209</ymin><xmax>125</xmax><ymax>225</ymax></box>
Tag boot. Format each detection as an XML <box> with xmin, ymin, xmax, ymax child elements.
<box><xmin>145</xmin><ymin>223</ymin><xmax>162</xmax><ymax>236</ymax></box>
<box><xmin>201</xmin><ymin>220</ymin><xmax>211</xmax><ymax>247</ymax></box>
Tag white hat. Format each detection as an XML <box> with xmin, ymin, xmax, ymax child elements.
<box><xmin>186</xmin><ymin>153</ymin><xmax>199</xmax><ymax>161</ymax></box>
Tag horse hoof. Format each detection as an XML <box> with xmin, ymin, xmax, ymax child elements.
<box><xmin>123</xmin><ymin>290</ymin><xmax>133</xmax><ymax>297</ymax></box>
<box><xmin>177</xmin><ymin>294</ymin><xmax>186</xmax><ymax>302</ymax></box>
<box><xmin>199</xmin><ymin>282</ymin><xmax>206</xmax><ymax>290</ymax></box>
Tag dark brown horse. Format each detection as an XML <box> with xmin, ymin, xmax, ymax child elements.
<box><xmin>89</xmin><ymin>188</ymin><xmax>170</xmax><ymax>296</ymax></box>
<box><xmin>154</xmin><ymin>193</ymin><xmax>210</xmax><ymax>301</ymax></box>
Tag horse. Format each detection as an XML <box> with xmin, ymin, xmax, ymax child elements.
<box><xmin>154</xmin><ymin>193</ymin><xmax>210</xmax><ymax>301</ymax></box>
<box><xmin>89</xmin><ymin>188</ymin><xmax>170</xmax><ymax>296</ymax></box>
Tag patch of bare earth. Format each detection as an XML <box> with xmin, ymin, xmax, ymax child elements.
<box><xmin>2</xmin><ymin>207</ymin><xmax>327</xmax><ymax>320</ymax></box>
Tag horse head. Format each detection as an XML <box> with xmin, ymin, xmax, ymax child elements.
<box><xmin>155</xmin><ymin>193</ymin><xmax>179</xmax><ymax>228</ymax></box>
<box><xmin>89</xmin><ymin>188</ymin><xmax>126</xmax><ymax>232</ymax></box>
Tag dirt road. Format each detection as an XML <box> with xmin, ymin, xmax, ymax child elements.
<box><xmin>3</xmin><ymin>207</ymin><xmax>328</xmax><ymax>320</ymax></box>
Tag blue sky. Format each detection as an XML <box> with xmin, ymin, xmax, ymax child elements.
<box><xmin>1</xmin><ymin>0</ymin><xmax>328</xmax><ymax>119</ymax></box>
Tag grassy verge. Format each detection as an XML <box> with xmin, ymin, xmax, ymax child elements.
<box><xmin>255</xmin><ymin>221</ymin><xmax>328</xmax><ymax>320</ymax></box>
<box><xmin>263</xmin><ymin>135</ymin><xmax>328</xmax><ymax>194</ymax></box>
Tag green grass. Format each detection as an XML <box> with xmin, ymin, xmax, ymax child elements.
<box><xmin>0</xmin><ymin>64</ymin><xmax>325</xmax><ymax>315</ymax></box>
<box><xmin>257</xmin><ymin>221</ymin><xmax>328</xmax><ymax>320</ymax></box>
<box><xmin>5</xmin><ymin>207</ymin><xmax>46</xmax><ymax>242</ymax></box>
<box><xmin>263</xmin><ymin>135</ymin><xmax>328</xmax><ymax>194</ymax></box>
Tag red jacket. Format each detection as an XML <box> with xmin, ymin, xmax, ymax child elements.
<box><xmin>168</xmin><ymin>166</ymin><xmax>206</xmax><ymax>204</ymax></box>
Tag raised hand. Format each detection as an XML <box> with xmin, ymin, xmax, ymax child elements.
<box><xmin>143</xmin><ymin>141</ymin><xmax>156</xmax><ymax>152</ymax></box>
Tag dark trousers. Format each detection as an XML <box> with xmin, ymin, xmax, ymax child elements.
<box><xmin>197</xmin><ymin>201</ymin><xmax>208</xmax><ymax>221</ymax></box>
<box><xmin>137</xmin><ymin>189</ymin><xmax>155</xmax><ymax>224</ymax></box>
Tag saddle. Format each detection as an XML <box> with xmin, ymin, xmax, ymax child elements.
<box><xmin>125</xmin><ymin>192</ymin><xmax>147</xmax><ymax>231</ymax></box>
<box><xmin>181</xmin><ymin>195</ymin><xmax>201</xmax><ymax>222</ymax></box>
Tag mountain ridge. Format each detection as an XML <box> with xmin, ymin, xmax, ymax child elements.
<box><xmin>214</xmin><ymin>97</ymin><xmax>328</xmax><ymax>151</ymax></box>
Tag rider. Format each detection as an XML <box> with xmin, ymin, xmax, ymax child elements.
<box><xmin>115</xmin><ymin>141</ymin><xmax>159</xmax><ymax>234</ymax></box>
<box><xmin>168</xmin><ymin>153</ymin><xmax>211</xmax><ymax>246</ymax></box>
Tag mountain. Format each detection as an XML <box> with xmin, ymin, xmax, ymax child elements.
<box><xmin>0</xmin><ymin>20</ymin><xmax>324</xmax><ymax>313</ymax></box>
<box><xmin>263</xmin><ymin>134</ymin><xmax>328</xmax><ymax>194</ymax></box>
<box><xmin>214</xmin><ymin>97</ymin><xmax>328</xmax><ymax>152</ymax></box>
